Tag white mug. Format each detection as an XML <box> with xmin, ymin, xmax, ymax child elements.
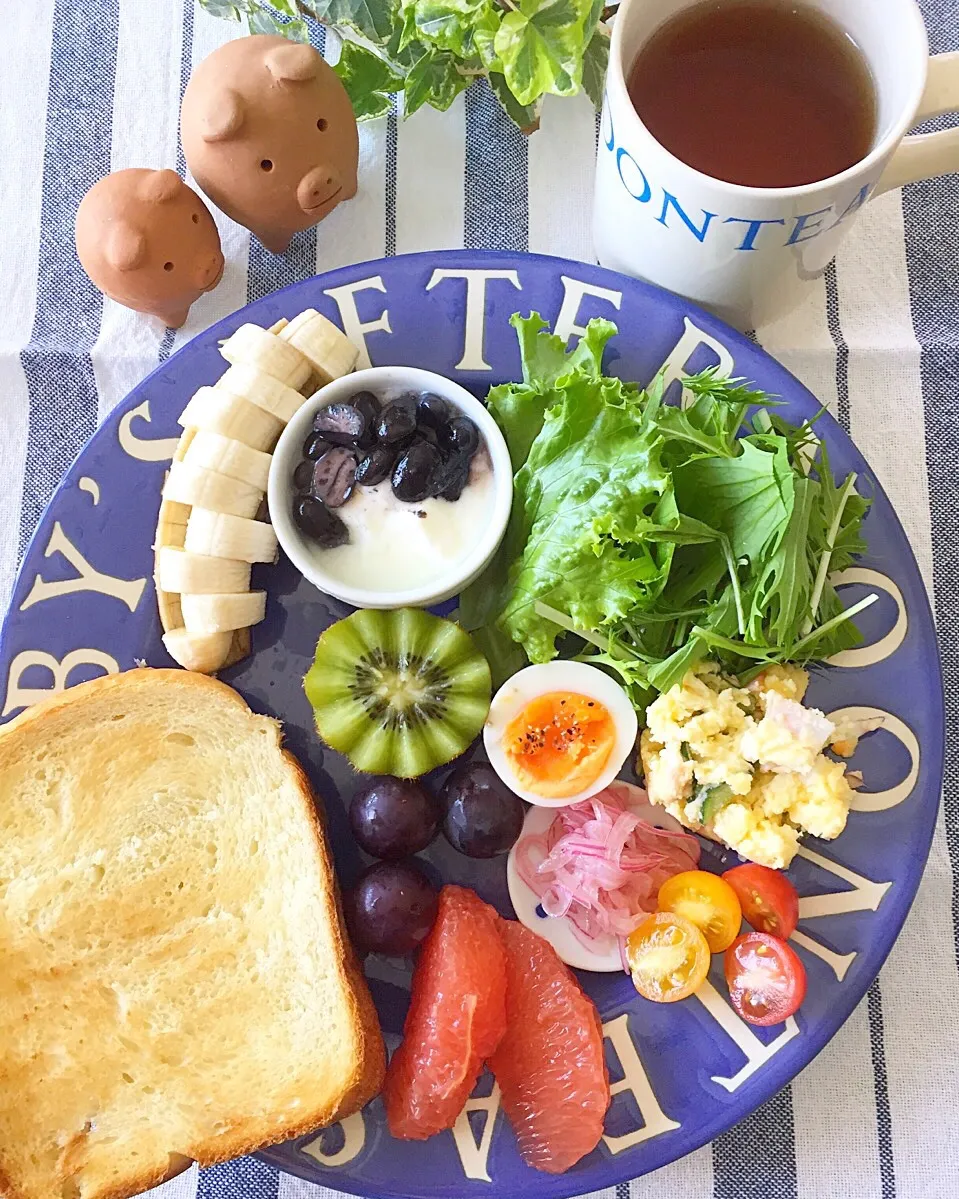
<box><xmin>593</xmin><ymin>0</ymin><xmax>959</xmax><ymax>329</ymax></box>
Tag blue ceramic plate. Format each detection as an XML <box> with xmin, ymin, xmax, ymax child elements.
<box><xmin>0</xmin><ymin>251</ymin><xmax>943</xmax><ymax>1199</ymax></box>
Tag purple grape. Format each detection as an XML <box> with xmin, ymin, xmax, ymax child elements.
<box><xmin>344</xmin><ymin>860</ymin><xmax>438</xmax><ymax>955</ymax></box>
<box><xmin>441</xmin><ymin>761</ymin><xmax>525</xmax><ymax>858</ymax></box>
<box><xmin>349</xmin><ymin>776</ymin><xmax>440</xmax><ymax>860</ymax></box>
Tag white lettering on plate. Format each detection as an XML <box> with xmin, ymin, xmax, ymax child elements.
<box><xmin>553</xmin><ymin>276</ymin><xmax>623</xmax><ymax>346</ymax></box>
<box><xmin>2</xmin><ymin>648</ymin><xmax>119</xmax><ymax>716</ymax></box>
<box><xmin>78</xmin><ymin>477</ymin><xmax>100</xmax><ymax>505</ymax></box>
<box><xmin>788</xmin><ymin>845</ymin><xmax>893</xmax><ymax>981</ymax></box>
<box><xmin>426</xmin><ymin>269</ymin><xmax>521</xmax><ymax>371</ymax></box>
<box><xmin>451</xmin><ymin>1082</ymin><xmax>501</xmax><ymax>1181</ymax></box>
<box><xmin>300</xmin><ymin>1110</ymin><xmax>365</xmax><ymax>1168</ymax></box>
<box><xmin>695</xmin><ymin>979</ymin><xmax>800</xmax><ymax>1092</ymax></box>
<box><xmin>657</xmin><ymin>317</ymin><xmax>735</xmax><ymax>403</ymax></box>
<box><xmin>20</xmin><ymin>523</ymin><xmax>147</xmax><ymax>613</ymax></box>
<box><xmin>795</xmin><ymin>845</ymin><xmax>892</xmax><ymax>919</ymax></box>
<box><xmin>601</xmin><ymin>1013</ymin><xmax>679</xmax><ymax>1152</ymax></box>
<box><xmin>323</xmin><ymin>276</ymin><xmax>391</xmax><ymax>370</ymax></box>
<box><xmin>827</xmin><ymin>568</ymin><xmax>907</xmax><ymax>668</ymax></box>
<box><xmin>828</xmin><ymin>706</ymin><xmax>919</xmax><ymax>813</ymax></box>
<box><xmin>117</xmin><ymin>400</ymin><xmax>179</xmax><ymax>462</ymax></box>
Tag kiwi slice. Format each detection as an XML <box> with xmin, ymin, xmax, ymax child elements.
<box><xmin>304</xmin><ymin>608</ymin><xmax>492</xmax><ymax>778</ymax></box>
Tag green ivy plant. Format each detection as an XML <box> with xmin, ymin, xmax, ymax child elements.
<box><xmin>199</xmin><ymin>0</ymin><xmax>612</xmax><ymax>132</ymax></box>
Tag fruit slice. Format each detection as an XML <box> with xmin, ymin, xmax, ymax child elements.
<box><xmin>489</xmin><ymin>921</ymin><xmax>610</xmax><ymax>1174</ymax></box>
<box><xmin>162</xmin><ymin>460</ymin><xmax>263</xmax><ymax>519</ymax></box>
<box><xmin>217</xmin><ymin>363</ymin><xmax>306</xmax><ymax>424</ymax></box>
<box><xmin>219</xmin><ymin>322</ymin><xmax>312</xmax><ymax>390</ymax></box>
<box><xmin>277</xmin><ymin>308</ymin><xmax>360</xmax><ymax>386</ymax></box>
<box><xmin>179</xmin><ymin>387</ymin><xmax>284</xmax><ymax>452</ymax></box>
<box><xmin>183</xmin><ymin>430</ymin><xmax>272</xmax><ymax>490</ymax></box>
<box><xmin>184</xmin><ymin>509</ymin><xmax>278</xmax><ymax>564</ymax></box>
<box><xmin>180</xmin><ymin>591</ymin><xmax>266</xmax><ymax>634</ymax></box>
<box><xmin>383</xmin><ymin>885</ymin><xmax>507</xmax><ymax>1140</ymax></box>
<box><xmin>157</xmin><ymin>547</ymin><xmax>251</xmax><ymax>595</ymax></box>
<box><xmin>304</xmin><ymin>608</ymin><xmax>491</xmax><ymax>778</ymax></box>
<box><xmin>161</xmin><ymin>628</ymin><xmax>236</xmax><ymax>674</ymax></box>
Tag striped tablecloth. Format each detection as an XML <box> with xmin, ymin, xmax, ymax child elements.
<box><xmin>3</xmin><ymin>2</ymin><xmax>958</xmax><ymax>1198</ymax></box>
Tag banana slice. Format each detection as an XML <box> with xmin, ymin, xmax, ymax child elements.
<box><xmin>162</xmin><ymin>461</ymin><xmax>263</xmax><ymax>519</ymax></box>
<box><xmin>154</xmin><ymin>497</ymin><xmax>191</xmax><ymax>552</ymax></box>
<box><xmin>162</xmin><ymin>628</ymin><xmax>236</xmax><ymax>674</ymax></box>
<box><xmin>179</xmin><ymin>387</ymin><xmax>284</xmax><ymax>452</ymax></box>
<box><xmin>181</xmin><ymin>591</ymin><xmax>267</xmax><ymax>635</ymax></box>
<box><xmin>277</xmin><ymin>309</ymin><xmax>359</xmax><ymax>388</ymax></box>
<box><xmin>184</xmin><ymin>509</ymin><xmax>278</xmax><ymax>564</ymax></box>
<box><xmin>217</xmin><ymin>364</ymin><xmax>306</xmax><ymax>424</ymax></box>
<box><xmin>158</xmin><ymin>546</ymin><xmax>251</xmax><ymax>595</ymax></box>
<box><xmin>219</xmin><ymin>323</ymin><xmax>312</xmax><ymax>391</ymax></box>
<box><xmin>184</xmin><ymin>430</ymin><xmax>272</xmax><ymax>491</ymax></box>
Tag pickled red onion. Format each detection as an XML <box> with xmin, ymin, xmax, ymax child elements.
<box><xmin>514</xmin><ymin>781</ymin><xmax>700</xmax><ymax>956</ymax></box>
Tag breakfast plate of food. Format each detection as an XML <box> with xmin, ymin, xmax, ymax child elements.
<box><xmin>0</xmin><ymin>250</ymin><xmax>943</xmax><ymax>1199</ymax></box>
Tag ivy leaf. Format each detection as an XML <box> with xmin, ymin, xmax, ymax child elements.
<box><xmin>472</xmin><ymin>5</ymin><xmax>503</xmax><ymax>71</ymax></box>
<box><xmin>581</xmin><ymin>24</ymin><xmax>609</xmax><ymax>109</ymax></box>
<box><xmin>198</xmin><ymin>0</ymin><xmax>249</xmax><ymax>20</ymax></box>
<box><xmin>334</xmin><ymin>39</ymin><xmax>403</xmax><ymax>118</ymax></box>
<box><xmin>403</xmin><ymin>48</ymin><xmax>471</xmax><ymax>115</ymax></box>
<box><xmin>488</xmin><ymin>71</ymin><xmax>541</xmax><ymax>133</ymax></box>
<box><xmin>493</xmin><ymin>0</ymin><xmax>592</xmax><ymax>106</ymax></box>
<box><xmin>401</xmin><ymin>0</ymin><xmax>493</xmax><ymax>57</ymax></box>
<box><xmin>307</xmin><ymin>0</ymin><xmax>398</xmax><ymax>45</ymax></box>
<box><xmin>248</xmin><ymin>9</ymin><xmax>309</xmax><ymax>37</ymax></box>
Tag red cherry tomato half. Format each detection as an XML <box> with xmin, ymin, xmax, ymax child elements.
<box><xmin>722</xmin><ymin>863</ymin><xmax>799</xmax><ymax>939</ymax></box>
<box><xmin>724</xmin><ymin>932</ymin><xmax>807</xmax><ymax>1026</ymax></box>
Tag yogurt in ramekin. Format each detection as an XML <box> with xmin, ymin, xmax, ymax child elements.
<box><xmin>268</xmin><ymin>366</ymin><xmax>513</xmax><ymax>608</ymax></box>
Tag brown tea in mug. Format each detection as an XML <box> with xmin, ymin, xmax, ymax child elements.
<box><xmin>626</xmin><ymin>0</ymin><xmax>877</xmax><ymax>188</ymax></box>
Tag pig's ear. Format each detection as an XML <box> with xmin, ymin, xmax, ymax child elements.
<box><xmin>139</xmin><ymin>169</ymin><xmax>182</xmax><ymax>205</ymax></box>
<box><xmin>264</xmin><ymin>42</ymin><xmax>319</xmax><ymax>82</ymax></box>
<box><xmin>197</xmin><ymin>89</ymin><xmax>245</xmax><ymax>142</ymax></box>
<box><xmin>105</xmin><ymin>222</ymin><xmax>147</xmax><ymax>272</ymax></box>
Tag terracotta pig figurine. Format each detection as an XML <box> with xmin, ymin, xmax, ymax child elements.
<box><xmin>75</xmin><ymin>169</ymin><xmax>224</xmax><ymax>328</ymax></box>
<box><xmin>180</xmin><ymin>35</ymin><xmax>359</xmax><ymax>254</ymax></box>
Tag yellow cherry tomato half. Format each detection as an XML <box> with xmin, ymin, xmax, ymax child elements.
<box><xmin>657</xmin><ymin>870</ymin><xmax>743</xmax><ymax>953</ymax></box>
<box><xmin>625</xmin><ymin>911</ymin><xmax>711</xmax><ymax>1002</ymax></box>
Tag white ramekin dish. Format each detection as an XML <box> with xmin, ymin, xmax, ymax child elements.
<box><xmin>268</xmin><ymin>366</ymin><xmax>513</xmax><ymax>609</ymax></box>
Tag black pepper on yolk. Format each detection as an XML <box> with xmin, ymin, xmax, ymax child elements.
<box><xmin>502</xmin><ymin>691</ymin><xmax>616</xmax><ymax>799</ymax></box>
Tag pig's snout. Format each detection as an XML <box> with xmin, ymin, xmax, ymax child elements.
<box><xmin>297</xmin><ymin>166</ymin><xmax>341</xmax><ymax>213</ymax></box>
<box><xmin>195</xmin><ymin>250</ymin><xmax>225</xmax><ymax>291</ymax></box>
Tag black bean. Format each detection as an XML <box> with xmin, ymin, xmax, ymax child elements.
<box><xmin>303</xmin><ymin>433</ymin><xmax>332</xmax><ymax>461</ymax></box>
<box><xmin>293</xmin><ymin>459</ymin><xmax>315</xmax><ymax>490</ymax></box>
<box><xmin>416</xmin><ymin>392</ymin><xmax>449</xmax><ymax>430</ymax></box>
<box><xmin>376</xmin><ymin>401</ymin><xmax>417</xmax><ymax>445</ymax></box>
<box><xmin>392</xmin><ymin>442</ymin><xmax>442</xmax><ymax>504</ymax></box>
<box><xmin>293</xmin><ymin>495</ymin><xmax>349</xmax><ymax>547</ymax></box>
<box><xmin>350</xmin><ymin>391</ymin><xmax>380</xmax><ymax>449</ymax></box>
<box><xmin>442</xmin><ymin>416</ymin><xmax>480</xmax><ymax>456</ymax></box>
<box><xmin>354</xmin><ymin>445</ymin><xmax>396</xmax><ymax>487</ymax></box>
<box><xmin>310</xmin><ymin>446</ymin><xmax>357</xmax><ymax>508</ymax></box>
<box><xmin>313</xmin><ymin>403</ymin><xmax>366</xmax><ymax>447</ymax></box>
<box><xmin>430</xmin><ymin>450</ymin><xmax>472</xmax><ymax>501</ymax></box>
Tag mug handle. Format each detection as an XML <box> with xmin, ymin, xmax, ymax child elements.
<box><xmin>875</xmin><ymin>51</ymin><xmax>959</xmax><ymax>193</ymax></box>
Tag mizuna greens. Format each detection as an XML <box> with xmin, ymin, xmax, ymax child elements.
<box><xmin>459</xmin><ymin>314</ymin><xmax>874</xmax><ymax>708</ymax></box>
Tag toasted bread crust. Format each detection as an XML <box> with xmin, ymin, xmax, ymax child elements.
<box><xmin>0</xmin><ymin>668</ymin><xmax>385</xmax><ymax>1199</ymax></box>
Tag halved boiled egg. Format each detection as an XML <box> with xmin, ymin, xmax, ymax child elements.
<box><xmin>483</xmin><ymin>661</ymin><xmax>638</xmax><ymax>806</ymax></box>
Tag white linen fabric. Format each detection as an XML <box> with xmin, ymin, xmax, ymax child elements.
<box><xmin>1</xmin><ymin>3</ymin><xmax>957</xmax><ymax>1199</ymax></box>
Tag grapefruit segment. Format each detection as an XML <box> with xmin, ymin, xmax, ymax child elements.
<box><xmin>489</xmin><ymin>920</ymin><xmax>610</xmax><ymax>1173</ymax></box>
<box><xmin>383</xmin><ymin>885</ymin><xmax>507</xmax><ymax>1140</ymax></box>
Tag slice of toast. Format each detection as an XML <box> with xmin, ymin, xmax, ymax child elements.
<box><xmin>0</xmin><ymin>669</ymin><xmax>384</xmax><ymax>1199</ymax></box>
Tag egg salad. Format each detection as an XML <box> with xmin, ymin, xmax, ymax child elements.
<box><xmin>640</xmin><ymin>663</ymin><xmax>864</xmax><ymax>869</ymax></box>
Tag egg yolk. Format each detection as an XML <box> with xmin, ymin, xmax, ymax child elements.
<box><xmin>503</xmin><ymin>691</ymin><xmax>616</xmax><ymax>799</ymax></box>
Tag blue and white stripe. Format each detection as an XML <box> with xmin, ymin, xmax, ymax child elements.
<box><xmin>3</xmin><ymin>1</ymin><xmax>959</xmax><ymax>1197</ymax></box>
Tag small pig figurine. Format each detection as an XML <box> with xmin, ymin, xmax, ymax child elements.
<box><xmin>180</xmin><ymin>35</ymin><xmax>359</xmax><ymax>254</ymax></box>
<box><xmin>75</xmin><ymin>169</ymin><xmax>224</xmax><ymax>328</ymax></box>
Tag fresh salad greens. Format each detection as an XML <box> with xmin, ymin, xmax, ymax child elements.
<box><xmin>459</xmin><ymin>314</ymin><xmax>874</xmax><ymax>708</ymax></box>
<box><xmin>199</xmin><ymin>0</ymin><xmax>610</xmax><ymax>129</ymax></box>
